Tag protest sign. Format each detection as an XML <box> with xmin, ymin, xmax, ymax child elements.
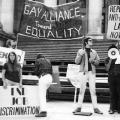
<box><xmin>0</xmin><ymin>47</ymin><xmax>25</xmax><ymax>66</ymax></box>
<box><xmin>0</xmin><ymin>86</ymin><xmax>40</xmax><ymax>116</ymax></box>
<box><xmin>66</xmin><ymin>64</ymin><xmax>83</xmax><ymax>88</ymax></box>
<box><xmin>107</xmin><ymin>5</ymin><xmax>120</xmax><ymax>40</ymax></box>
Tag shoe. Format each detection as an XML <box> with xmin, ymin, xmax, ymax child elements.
<box><xmin>35</xmin><ymin>111</ymin><xmax>47</xmax><ymax>117</ymax></box>
<box><xmin>94</xmin><ymin>108</ymin><xmax>103</xmax><ymax>114</ymax></box>
<box><xmin>73</xmin><ymin>107</ymin><xmax>81</xmax><ymax>114</ymax></box>
<box><xmin>108</xmin><ymin>109</ymin><xmax>115</xmax><ymax>114</ymax></box>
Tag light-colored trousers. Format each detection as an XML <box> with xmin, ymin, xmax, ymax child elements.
<box><xmin>77</xmin><ymin>71</ymin><xmax>98</xmax><ymax>109</ymax></box>
<box><xmin>38</xmin><ymin>74</ymin><xmax>52</xmax><ymax>111</ymax></box>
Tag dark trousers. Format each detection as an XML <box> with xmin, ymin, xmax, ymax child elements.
<box><xmin>108</xmin><ymin>73</ymin><xmax>120</xmax><ymax>112</ymax></box>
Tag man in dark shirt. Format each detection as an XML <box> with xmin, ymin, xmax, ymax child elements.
<box><xmin>105</xmin><ymin>44</ymin><xmax>120</xmax><ymax>114</ymax></box>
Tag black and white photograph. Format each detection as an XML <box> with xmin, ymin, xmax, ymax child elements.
<box><xmin>0</xmin><ymin>0</ymin><xmax>120</xmax><ymax>120</ymax></box>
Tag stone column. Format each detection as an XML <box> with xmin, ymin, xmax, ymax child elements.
<box><xmin>0</xmin><ymin>0</ymin><xmax>2</xmax><ymax>20</ymax></box>
<box><xmin>88</xmin><ymin>0</ymin><xmax>103</xmax><ymax>35</ymax></box>
<box><xmin>0</xmin><ymin>0</ymin><xmax>14</xmax><ymax>33</ymax></box>
<box><xmin>44</xmin><ymin>0</ymin><xmax>57</xmax><ymax>7</ymax></box>
<box><xmin>58</xmin><ymin>0</ymin><xmax>66</xmax><ymax>5</ymax></box>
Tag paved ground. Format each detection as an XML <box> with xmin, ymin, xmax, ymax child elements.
<box><xmin>0</xmin><ymin>101</ymin><xmax>120</xmax><ymax>120</ymax></box>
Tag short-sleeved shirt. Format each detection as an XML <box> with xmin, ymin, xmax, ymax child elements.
<box><xmin>3</xmin><ymin>63</ymin><xmax>21</xmax><ymax>83</ymax></box>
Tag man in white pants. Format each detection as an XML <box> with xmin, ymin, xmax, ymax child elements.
<box><xmin>34</xmin><ymin>54</ymin><xmax>53</xmax><ymax>117</ymax></box>
<box><xmin>73</xmin><ymin>37</ymin><xmax>103</xmax><ymax>114</ymax></box>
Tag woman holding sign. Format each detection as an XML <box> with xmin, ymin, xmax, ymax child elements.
<box><xmin>2</xmin><ymin>52</ymin><xmax>22</xmax><ymax>88</ymax></box>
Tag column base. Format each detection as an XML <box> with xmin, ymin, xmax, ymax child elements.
<box><xmin>86</xmin><ymin>33</ymin><xmax>104</xmax><ymax>40</ymax></box>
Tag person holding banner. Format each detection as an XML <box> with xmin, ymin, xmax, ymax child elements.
<box><xmin>34</xmin><ymin>54</ymin><xmax>53</xmax><ymax>117</ymax></box>
<box><xmin>73</xmin><ymin>37</ymin><xmax>103</xmax><ymax>114</ymax></box>
<box><xmin>105</xmin><ymin>44</ymin><xmax>120</xmax><ymax>114</ymax></box>
<box><xmin>2</xmin><ymin>52</ymin><xmax>22</xmax><ymax>88</ymax></box>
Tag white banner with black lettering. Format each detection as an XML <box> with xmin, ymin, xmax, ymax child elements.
<box><xmin>107</xmin><ymin>5</ymin><xmax>120</xmax><ymax>40</ymax></box>
<box><xmin>0</xmin><ymin>47</ymin><xmax>25</xmax><ymax>66</ymax></box>
<box><xmin>0</xmin><ymin>86</ymin><xmax>40</xmax><ymax>116</ymax></box>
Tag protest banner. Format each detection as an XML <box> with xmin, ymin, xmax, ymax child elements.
<box><xmin>107</xmin><ymin>5</ymin><xmax>120</xmax><ymax>40</ymax></box>
<box><xmin>19</xmin><ymin>0</ymin><xmax>85</xmax><ymax>40</ymax></box>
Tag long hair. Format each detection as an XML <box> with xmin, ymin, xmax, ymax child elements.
<box><xmin>7</xmin><ymin>52</ymin><xmax>20</xmax><ymax>72</ymax></box>
<box><xmin>34</xmin><ymin>54</ymin><xmax>52</xmax><ymax>76</ymax></box>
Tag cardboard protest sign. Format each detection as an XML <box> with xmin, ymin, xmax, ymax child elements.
<box><xmin>66</xmin><ymin>64</ymin><xmax>83</xmax><ymax>88</ymax></box>
<box><xmin>0</xmin><ymin>86</ymin><xmax>40</xmax><ymax>116</ymax></box>
<box><xmin>107</xmin><ymin>5</ymin><xmax>120</xmax><ymax>40</ymax></box>
<box><xmin>0</xmin><ymin>47</ymin><xmax>25</xmax><ymax>66</ymax></box>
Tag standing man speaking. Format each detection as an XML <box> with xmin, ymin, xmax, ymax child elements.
<box><xmin>73</xmin><ymin>37</ymin><xmax>103</xmax><ymax>114</ymax></box>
